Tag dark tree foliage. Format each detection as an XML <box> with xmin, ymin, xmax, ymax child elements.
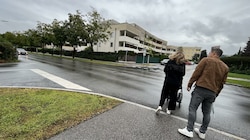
<box><xmin>242</xmin><ymin>37</ymin><xmax>250</xmax><ymax>56</ymax></box>
<box><xmin>0</xmin><ymin>36</ymin><xmax>17</xmax><ymax>62</ymax></box>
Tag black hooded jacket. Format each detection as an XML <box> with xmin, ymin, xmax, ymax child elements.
<box><xmin>164</xmin><ymin>59</ymin><xmax>185</xmax><ymax>88</ymax></box>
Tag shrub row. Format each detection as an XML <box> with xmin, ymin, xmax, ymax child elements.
<box><xmin>221</xmin><ymin>56</ymin><xmax>250</xmax><ymax>74</ymax></box>
<box><xmin>0</xmin><ymin>38</ymin><xmax>18</xmax><ymax>63</ymax></box>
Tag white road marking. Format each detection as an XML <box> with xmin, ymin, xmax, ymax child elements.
<box><xmin>31</xmin><ymin>69</ymin><xmax>91</xmax><ymax>91</ymax></box>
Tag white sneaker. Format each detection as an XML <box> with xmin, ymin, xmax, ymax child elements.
<box><xmin>166</xmin><ymin>109</ymin><xmax>171</xmax><ymax>115</ymax></box>
<box><xmin>155</xmin><ymin>106</ymin><xmax>162</xmax><ymax>115</ymax></box>
<box><xmin>178</xmin><ymin>127</ymin><xmax>193</xmax><ymax>138</ymax></box>
<box><xmin>194</xmin><ymin>128</ymin><xmax>206</xmax><ymax>139</ymax></box>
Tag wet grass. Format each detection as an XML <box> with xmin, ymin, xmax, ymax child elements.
<box><xmin>0</xmin><ymin>88</ymin><xmax>122</xmax><ymax>140</ymax></box>
<box><xmin>226</xmin><ymin>79</ymin><xmax>250</xmax><ymax>89</ymax></box>
<box><xmin>228</xmin><ymin>73</ymin><xmax>250</xmax><ymax>80</ymax></box>
<box><xmin>227</xmin><ymin>73</ymin><xmax>250</xmax><ymax>89</ymax></box>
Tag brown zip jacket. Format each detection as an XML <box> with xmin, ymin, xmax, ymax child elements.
<box><xmin>188</xmin><ymin>57</ymin><xmax>229</xmax><ymax>95</ymax></box>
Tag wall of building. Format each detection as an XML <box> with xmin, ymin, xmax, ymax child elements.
<box><xmin>94</xmin><ymin>22</ymin><xmax>175</xmax><ymax>55</ymax></box>
<box><xmin>181</xmin><ymin>46</ymin><xmax>201</xmax><ymax>60</ymax></box>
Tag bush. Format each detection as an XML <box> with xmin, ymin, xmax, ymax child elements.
<box><xmin>0</xmin><ymin>37</ymin><xmax>17</xmax><ymax>63</ymax></box>
<box><xmin>221</xmin><ymin>56</ymin><xmax>250</xmax><ymax>75</ymax></box>
<box><xmin>76</xmin><ymin>51</ymin><xmax>119</xmax><ymax>62</ymax></box>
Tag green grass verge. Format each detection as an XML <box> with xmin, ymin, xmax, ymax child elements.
<box><xmin>228</xmin><ymin>73</ymin><xmax>250</xmax><ymax>80</ymax></box>
<box><xmin>226</xmin><ymin>79</ymin><xmax>250</xmax><ymax>88</ymax></box>
<box><xmin>0</xmin><ymin>88</ymin><xmax>122</xmax><ymax>140</ymax></box>
<box><xmin>227</xmin><ymin>73</ymin><xmax>250</xmax><ymax>88</ymax></box>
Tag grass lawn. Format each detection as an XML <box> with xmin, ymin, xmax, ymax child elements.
<box><xmin>228</xmin><ymin>73</ymin><xmax>250</xmax><ymax>80</ymax></box>
<box><xmin>0</xmin><ymin>88</ymin><xmax>122</xmax><ymax>140</ymax></box>
<box><xmin>226</xmin><ymin>79</ymin><xmax>250</xmax><ymax>88</ymax></box>
<box><xmin>226</xmin><ymin>73</ymin><xmax>250</xmax><ymax>89</ymax></box>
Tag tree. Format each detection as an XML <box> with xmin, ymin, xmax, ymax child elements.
<box><xmin>15</xmin><ymin>32</ymin><xmax>29</xmax><ymax>47</ymax></box>
<box><xmin>24</xmin><ymin>29</ymin><xmax>42</xmax><ymax>48</ymax></box>
<box><xmin>0</xmin><ymin>36</ymin><xmax>17</xmax><ymax>62</ymax></box>
<box><xmin>85</xmin><ymin>8</ymin><xmax>111</xmax><ymax>53</ymax></box>
<box><xmin>50</xmin><ymin>19</ymin><xmax>67</xmax><ymax>57</ymax></box>
<box><xmin>242</xmin><ymin>37</ymin><xmax>250</xmax><ymax>56</ymax></box>
<box><xmin>64</xmin><ymin>10</ymin><xmax>87</xmax><ymax>59</ymax></box>
<box><xmin>36</xmin><ymin>21</ymin><xmax>54</xmax><ymax>52</ymax></box>
<box><xmin>192</xmin><ymin>53</ymin><xmax>200</xmax><ymax>64</ymax></box>
<box><xmin>2</xmin><ymin>32</ymin><xmax>16</xmax><ymax>45</ymax></box>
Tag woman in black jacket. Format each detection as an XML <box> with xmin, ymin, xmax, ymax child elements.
<box><xmin>156</xmin><ymin>52</ymin><xmax>186</xmax><ymax>115</ymax></box>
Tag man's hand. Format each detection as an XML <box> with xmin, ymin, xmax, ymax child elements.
<box><xmin>187</xmin><ymin>86</ymin><xmax>191</xmax><ymax>92</ymax></box>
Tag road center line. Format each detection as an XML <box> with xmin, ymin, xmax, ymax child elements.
<box><xmin>31</xmin><ymin>69</ymin><xmax>91</xmax><ymax>91</ymax></box>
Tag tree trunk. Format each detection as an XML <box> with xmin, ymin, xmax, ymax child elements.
<box><xmin>72</xmin><ymin>46</ymin><xmax>76</xmax><ymax>59</ymax></box>
<box><xmin>60</xmin><ymin>46</ymin><xmax>63</xmax><ymax>57</ymax></box>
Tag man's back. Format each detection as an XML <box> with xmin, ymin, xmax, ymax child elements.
<box><xmin>188</xmin><ymin>57</ymin><xmax>228</xmax><ymax>94</ymax></box>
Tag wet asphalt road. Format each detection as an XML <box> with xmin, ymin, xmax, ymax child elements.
<box><xmin>0</xmin><ymin>54</ymin><xmax>249</xmax><ymax>139</ymax></box>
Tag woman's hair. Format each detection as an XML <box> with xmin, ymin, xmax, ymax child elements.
<box><xmin>169</xmin><ymin>52</ymin><xmax>186</xmax><ymax>65</ymax></box>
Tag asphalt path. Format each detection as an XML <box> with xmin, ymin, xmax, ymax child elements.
<box><xmin>0</xmin><ymin>54</ymin><xmax>249</xmax><ymax>139</ymax></box>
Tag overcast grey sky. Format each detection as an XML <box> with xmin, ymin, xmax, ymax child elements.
<box><xmin>1</xmin><ymin>0</ymin><xmax>250</xmax><ymax>55</ymax></box>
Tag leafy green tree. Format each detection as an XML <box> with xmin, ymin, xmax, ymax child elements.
<box><xmin>50</xmin><ymin>19</ymin><xmax>67</xmax><ymax>57</ymax></box>
<box><xmin>192</xmin><ymin>53</ymin><xmax>200</xmax><ymax>63</ymax></box>
<box><xmin>242</xmin><ymin>37</ymin><xmax>250</xmax><ymax>56</ymax></box>
<box><xmin>24</xmin><ymin>29</ymin><xmax>42</xmax><ymax>48</ymax></box>
<box><xmin>2</xmin><ymin>32</ymin><xmax>29</xmax><ymax>48</ymax></box>
<box><xmin>0</xmin><ymin>36</ymin><xmax>17</xmax><ymax>62</ymax></box>
<box><xmin>15</xmin><ymin>32</ymin><xmax>29</xmax><ymax>47</ymax></box>
<box><xmin>2</xmin><ymin>32</ymin><xmax>16</xmax><ymax>44</ymax></box>
<box><xmin>64</xmin><ymin>10</ymin><xmax>87</xmax><ymax>59</ymax></box>
<box><xmin>36</xmin><ymin>22</ymin><xmax>54</xmax><ymax>52</ymax></box>
<box><xmin>85</xmin><ymin>8</ymin><xmax>111</xmax><ymax>53</ymax></box>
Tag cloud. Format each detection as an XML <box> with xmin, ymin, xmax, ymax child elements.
<box><xmin>0</xmin><ymin>0</ymin><xmax>249</xmax><ymax>55</ymax></box>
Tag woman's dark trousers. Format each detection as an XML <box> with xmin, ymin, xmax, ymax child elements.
<box><xmin>159</xmin><ymin>82</ymin><xmax>178</xmax><ymax>110</ymax></box>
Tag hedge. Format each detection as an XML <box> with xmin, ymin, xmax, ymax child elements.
<box><xmin>221</xmin><ymin>56</ymin><xmax>250</xmax><ymax>74</ymax></box>
<box><xmin>0</xmin><ymin>39</ymin><xmax>18</xmax><ymax>63</ymax></box>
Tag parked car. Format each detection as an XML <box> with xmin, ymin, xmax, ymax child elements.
<box><xmin>17</xmin><ymin>48</ymin><xmax>28</xmax><ymax>55</ymax></box>
<box><xmin>160</xmin><ymin>59</ymin><xmax>169</xmax><ymax>65</ymax></box>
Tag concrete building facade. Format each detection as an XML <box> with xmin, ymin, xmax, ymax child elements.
<box><xmin>45</xmin><ymin>20</ymin><xmax>201</xmax><ymax>61</ymax></box>
<box><xmin>182</xmin><ymin>46</ymin><xmax>201</xmax><ymax>60</ymax></box>
<box><xmin>93</xmin><ymin>21</ymin><xmax>176</xmax><ymax>56</ymax></box>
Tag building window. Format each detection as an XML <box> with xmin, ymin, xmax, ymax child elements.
<box><xmin>119</xmin><ymin>42</ymin><xmax>124</xmax><ymax>47</ymax></box>
<box><xmin>110</xmin><ymin>42</ymin><xmax>113</xmax><ymax>47</ymax></box>
<box><xmin>120</xmin><ymin>30</ymin><xmax>125</xmax><ymax>36</ymax></box>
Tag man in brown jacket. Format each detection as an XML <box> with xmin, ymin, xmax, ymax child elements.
<box><xmin>178</xmin><ymin>46</ymin><xmax>229</xmax><ymax>139</ymax></box>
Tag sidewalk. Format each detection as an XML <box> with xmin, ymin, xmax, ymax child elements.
<box><xmin>49</xmin><ymin>102</ymin><xmax>244</xmax><ymax>140</ymax></box>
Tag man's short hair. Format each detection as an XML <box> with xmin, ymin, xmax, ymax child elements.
<box><xmin>211</xmin><ymin>46</ymin><xmax>223</xmax><ymax>57</ymax></box>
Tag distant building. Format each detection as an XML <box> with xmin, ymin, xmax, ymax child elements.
<box><xmin>45</xmin><ymin>20</ymin><xmax>201</xmax><ymax>60</ymax></box>
<box><xmin>168</xmin><ymin>45</ymin><xmax>201</xmax><ymax>60</ymax></box>
<box><xmin>93</xmin><ymin>20</ymin><xmax>176</xmax><ymax>55</ymax></box>
<box><xmin>182</xmin><ymin>46</ymin><xmax>201</xmax><ymax>60</ymax></box>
